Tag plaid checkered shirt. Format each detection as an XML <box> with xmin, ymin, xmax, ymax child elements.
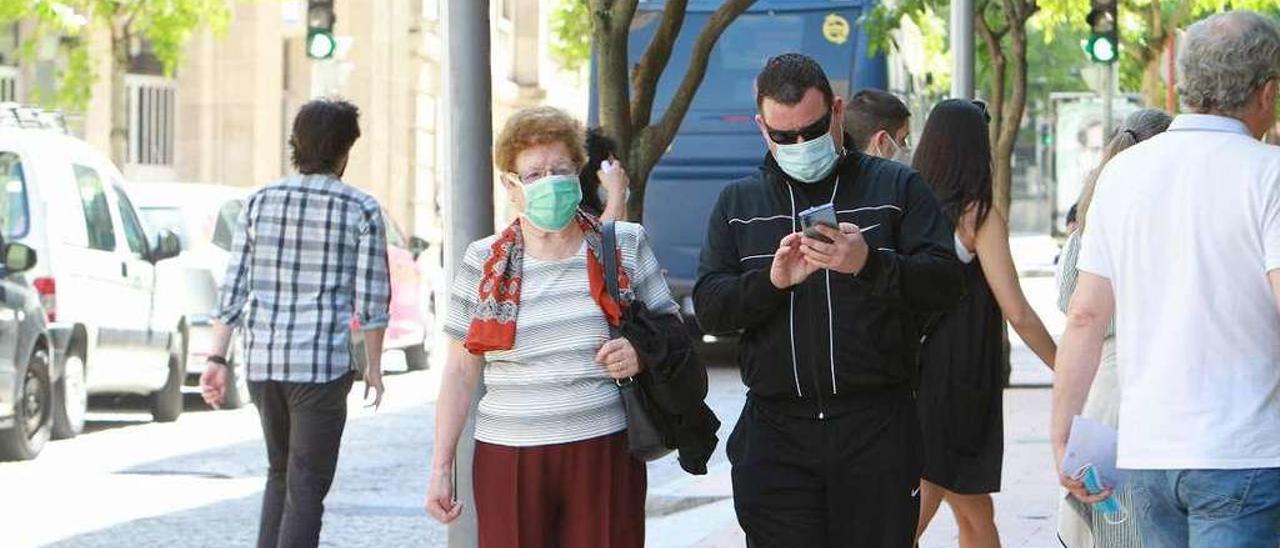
<box><xmin>214</xmin><ymin>174</ymin><xmax>392</xmax><ymax>383</ymax></box>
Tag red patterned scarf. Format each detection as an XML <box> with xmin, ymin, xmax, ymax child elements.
<box><xmin>464</xmin><ymin>212</ymin><xmax>632</xmax><ymax>354</ymax></box>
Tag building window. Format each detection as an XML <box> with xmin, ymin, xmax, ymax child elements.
<box><xmin>125</xmin><ymin>75</ymin><xmax>176</xmax><ymax>166</ymax></box>
<box><xmin>0</xmin><ymin>65</ymin><xmax>17</xmax><ymax>103</ymax></box>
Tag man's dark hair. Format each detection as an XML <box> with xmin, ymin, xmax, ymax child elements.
<box><xmin>755</xmin><ymin>53</ymin><xmax>834</xmax><ymax>112</ymax></box>
<box><xmin>846</xmin><ymin>89</ymin><xmax>911</xmax><ymax>151</ymax></box>
<box><xmin>289</xmin><ymin>99</ymin><xmax>361</xmax><ymax>175</ymax></box>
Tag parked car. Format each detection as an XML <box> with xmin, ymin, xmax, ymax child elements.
<box><xmin>0</xmin><ymin>237</ymin><xmax>53</xmax><ymax>461</ymax></box>
<box><xmin>350</xmin><ymin>208</ymin><xmax>433</xmax><ymax>373</ymax></box>
<box><xmin>128</xmin><ymin>182</ymin><xmax>252</xmax><ymax>408</ymax></box>
<box><xmin>0</xmin><ymin>105</ymin><xmax>185</xmax><ymax>438</ymax></box>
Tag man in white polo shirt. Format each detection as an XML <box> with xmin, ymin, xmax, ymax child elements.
<box><xmin>1052</xmin><ymin>10</ymin><xmax>1280</xmax><ymax>548</ymax></box>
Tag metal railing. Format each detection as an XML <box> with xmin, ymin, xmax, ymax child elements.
<box><xmin>125</xmin><ymin>74</ymin><xmax>177</xmax><ymax>167</ymax></box>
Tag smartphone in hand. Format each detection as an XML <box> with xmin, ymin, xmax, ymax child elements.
<box><xmin>799</xmin><ymin>203</ymin><xmax>838</xmax><ymax>244</ymax></box>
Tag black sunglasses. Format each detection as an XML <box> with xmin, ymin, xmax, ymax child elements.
<box><xmin>765</xmin><ymin>110</ymin><xmax>832</xmax><ymax>145</ymax></box>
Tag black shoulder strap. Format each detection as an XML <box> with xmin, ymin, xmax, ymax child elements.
<box><xmin>601</xmin><ymin>221</ymin><xmax>621</xmax><ymax>337</ymax></box>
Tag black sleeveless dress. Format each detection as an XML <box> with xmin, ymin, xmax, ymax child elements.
<box><xmin>917</xmin><ymin>255</ymin><xmax>1004</xmax><ymax>494</ymax></box>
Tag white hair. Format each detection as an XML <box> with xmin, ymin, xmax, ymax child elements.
<box><xmin>1178</xmin><ymin>11</ymin><xmax>1280</xmax><ymax>115</ymax></box>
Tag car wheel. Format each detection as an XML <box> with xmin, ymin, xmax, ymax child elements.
<box><xmin>51</xmin><ymin>351</ymin><xmax>87</xmax><ymax>439</ymax></box>
<box><xmin>149</xmin><ymin>354</ymin><xmax>184</xmax><ymax>423</ymax></box>
<box><xmin>404</xmin><ymin>344</ymin><xmax>429</xmax><ymax>371</ymax></box>
<box><xmin>0</xmin><ymin>349</ymin><xmax>53</xmax><ymax>461</ymax></box>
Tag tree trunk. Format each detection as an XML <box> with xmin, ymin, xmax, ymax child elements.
<box><xmin>975</xmin><ymin>7</ymin><xmax>1006</xmax><ymax>151</ymax></box>
<box><xmin>1141</xmin><ymin>56</ymin><xmax>1165</xmax><ymax>108</ymax></box>
<box><xmin>626</xmin><ymin>162</ymin><xmax>649</xmax><ymax>220</ymax></box>
<box><xmin>993</xmin><ymin>26</ymin><xmax>1029</xmax><ymax>218</ymax></box>
<box><xmin>978</xmin><ymin>21</ymin><xmax>1010</xmax><ymax>215</ymax></box>
<box><xmin>590</xmin><ymin>0</ymin><xmax>752</xmax><ymax>222</ymax></box>
<box><xmin>590</xmin><ymin>0</ymin><xmax>637</xmax><ymax>157</ymax></box>
<box><xmin>110</xmin><ymin>26</ymin><xmax>129</xmax><ymax>168</ymax></box>
<box><xmin>625</xmin><ymin>127</ymin><xmax>658</xmax><ymax>221</ymax></box>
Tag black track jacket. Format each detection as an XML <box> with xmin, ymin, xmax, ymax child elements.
<box><xmin>693</xmin><ymin>148</ymin><xmax>963</xmax><ymax>419</ymax></box>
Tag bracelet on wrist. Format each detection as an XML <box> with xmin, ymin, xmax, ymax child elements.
<box><xmin>207</xmin><ymin>355</ymin><xmax>228</xmax><ymax>367</ymax></box>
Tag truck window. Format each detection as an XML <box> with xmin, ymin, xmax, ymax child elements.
<box><xmin>113</xmin><ymin>185</ymin><xmax>150</xmax><ymax>258</ymax></box>
<box><xmin>0</xmin><ymin>152</ymin><xmax>29</xmax><ymax>240</ymax></box>
<box><xmin>72</xmin><ymin>165</ymin><xmax>117</xmax><ymax>252</ymax></box>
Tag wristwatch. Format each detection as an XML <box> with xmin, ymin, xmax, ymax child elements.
<box><xmin>207</xmin><ymin>355</ymin><xmax>228</xmax><ymax>367</ymax></box>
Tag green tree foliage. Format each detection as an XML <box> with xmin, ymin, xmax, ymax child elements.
<box><xmin>867</xmin><ymin>0</ymin><xmax>1082</xmax><ymax>214</ymax></box>
<box><xmin>550</xmin><ymin>0</ymin><xmax>591</xmax><ymax>74</ymax></box>
<box><xmin>0</xmin><ymin>0</ymin><xmax>230</xmax><ymax>163</ymax></box>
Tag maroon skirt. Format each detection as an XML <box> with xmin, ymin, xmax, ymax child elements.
<box><xmin>473</xmin><ymin>430</ymin><xmax>647</xmax><ymax>548</ymax></box>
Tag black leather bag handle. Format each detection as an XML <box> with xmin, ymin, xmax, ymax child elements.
<box><xmin>601</xmin><ymin>220</ymin><xmax>622</xmax><ymax>339</ymax></box>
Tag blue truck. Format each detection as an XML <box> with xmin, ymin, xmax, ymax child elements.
<box><xmin>590</xmin><ymin>0</ymin><xmax>888</xmax><ymax>330</ymax></box>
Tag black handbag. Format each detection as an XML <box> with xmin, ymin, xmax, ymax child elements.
<box><xmin>601</xmin><ymin>221</ymin><xmax>675</xmax><ymax>462</ymax></box>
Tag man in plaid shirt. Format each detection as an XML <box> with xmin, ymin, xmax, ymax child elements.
<box><xmin>200</xmin><ymin>99</ymin><xmax>391</xmax><ymax>548</ymax></box>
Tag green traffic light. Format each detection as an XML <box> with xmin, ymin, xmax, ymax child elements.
<box><xmin>1087</xmin><ymin>35</ymin><xmax>1117</xmax><ymax>63</ymax></box>
<box><xmin>307</xmin><ymin>30</ymin><xmax>336</xmax><ymax>59</ymax></box>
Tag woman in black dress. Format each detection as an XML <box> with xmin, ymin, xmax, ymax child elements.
<box><xmin>913</xmin><ymin>99</ymin><xmax>1058</xmax><ymax>547</ymax></box>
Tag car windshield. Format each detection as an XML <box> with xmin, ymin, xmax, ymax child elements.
<box><xmin>137</xmin><ymin>206</ymin><xmax>190</xmax><ymax>250</ymax></box>
<box><xmin>212</xmin><ymin>200</ymin><xmax>244</xmax><ymax>251</ymax></box>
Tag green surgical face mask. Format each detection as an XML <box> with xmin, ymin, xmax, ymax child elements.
<box><xmin>522</xmin><ymin>174</ymin><xmax>583</xmax><ymax>231</ymax></box>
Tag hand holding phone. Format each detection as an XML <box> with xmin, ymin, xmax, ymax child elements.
<box><xmin>799</xmin><ymin>203</ymin><xmax>838</xmax><ymax>244</ymax></box>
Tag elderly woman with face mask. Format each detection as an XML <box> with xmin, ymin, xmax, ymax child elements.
<box><xmin>423</xmin><ymin>106</ymin><xmax>678</xmax><ymax>548</ymax></box>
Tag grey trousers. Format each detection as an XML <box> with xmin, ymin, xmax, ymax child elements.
<box><xmin>249</xmin><ymin>372</ymin><xmax>354</xmax><ymax>548</ymax></box>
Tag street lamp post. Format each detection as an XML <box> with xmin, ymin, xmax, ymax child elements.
<box><xmin>951</xmin><ymin>0</ymin><xmax>975</xmax><ymax>100</ymax></box>
<box><xmin>443</xmin><ymin>0</ymin><xmax>493</xmax><ymax>546</ymax></box>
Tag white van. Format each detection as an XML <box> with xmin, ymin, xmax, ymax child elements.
<box><xmin>0</xmin><ymin>109</ymin><xmax>184</xmax><ymax>438</ymax></box>
<box><xmin>128</xmin><ymin>182</ymin><xmax>253</xmax><ymax>409</ymax></box>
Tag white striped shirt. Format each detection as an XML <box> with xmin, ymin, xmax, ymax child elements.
<box><xmin>445</xmin><ymin>222</ymin><xmax>678</xmax><ymax>447</ymax></box>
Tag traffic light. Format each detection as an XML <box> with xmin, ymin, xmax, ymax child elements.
<box><xmin>1085</xmin><ymin>0</ymin><xmax>1118</xmax><ymax>64</ymax></box>
<box><xmin>307</xmin><ymin>0</ymin><xmax>336</xmax><ymax>60</ymax></box>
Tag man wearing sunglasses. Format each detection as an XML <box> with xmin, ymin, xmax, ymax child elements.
<box><xmin>693</xmin><ymin>53</ymin><xmax>963</xmax><ymax>547</ymax></box>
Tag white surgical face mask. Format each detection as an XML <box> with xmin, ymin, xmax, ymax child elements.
<box><xmin>877</xmin><ymin>132</ymin><xmax>912</xmax><ymax>164</ymax></box>
<box><xmin>774</xmin><ymin>132</ymin><xmax>839</xmax><ymax>183</ymax></box>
